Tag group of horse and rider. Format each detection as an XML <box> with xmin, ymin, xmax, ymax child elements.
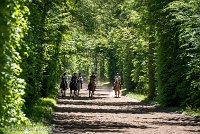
<box><xmin>59</xmin><ymin>72</ymin><xmax>121</xmax><ymax>98</ymax></box>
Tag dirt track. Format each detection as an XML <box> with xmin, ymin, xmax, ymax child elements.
<box><xmin>52</xmin><ymin>84</ymin><xmax>200</xmax><ymax>134</ymax></box>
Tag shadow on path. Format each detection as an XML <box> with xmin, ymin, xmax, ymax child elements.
<box><xmin>52</xmin><ymin>84</ymin><xmax>200</xmax><ymax>134</ymax></box>
<box><xmin>52</xmin><ymin>113</ymin><xmax>149</xmax><ymax>134</ymax></box>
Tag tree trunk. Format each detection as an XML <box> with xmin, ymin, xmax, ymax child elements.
<box><xmin>148</xmin><ymin>28</ymin><xmax>156</xmax><ymax>100</ymax></box>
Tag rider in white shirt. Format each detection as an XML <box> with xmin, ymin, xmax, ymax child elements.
<box><xmin>114</xmin><ymin>73</ymin><xmax>121</xmax><ymax>89</ymax></box>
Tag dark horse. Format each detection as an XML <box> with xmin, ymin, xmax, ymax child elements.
<box><xmin>60</xmin><ymin>81</ymin><xmax>68</xmax><ymax>97</ymax></box>
<box><xmin>69</xmin><ymin>81</ymin><xmax>77</xmax><ymax>97</ymax></box>
<box><xmin>88</xmin><ymin>79</ymin><xmax>95</xmax><ymax>98</ymax></box>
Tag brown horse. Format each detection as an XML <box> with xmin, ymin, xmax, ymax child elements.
<box><xmin>113</xmin><ymin>80</ymin><xmax>121</xmax><ymax>98</ymax></box>
<box><xmin>88</xmin><ymin>79</ymin><xmax>95</xmax><ymax>98</ymax></box>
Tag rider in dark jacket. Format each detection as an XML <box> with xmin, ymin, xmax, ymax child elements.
<box><xmin>60</xmin><ymin>73</ymin><xmax>68</xmax><ymax>91</ymax></box>
<box><xmin>90</xmin><ymin>72</ymin><xmax>96</xmax><ymax>81</ymax></box>
<box><xmin>71</xmin><ymin>73</ymin><xmax>77</xmax><ymax>83</ymax></box>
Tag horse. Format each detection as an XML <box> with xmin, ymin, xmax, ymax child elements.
<box><xmin>77</xmin><ymin>79</ymin><xmax>82</xmax><ymax>96</ymax></box>
<box><xmin>69</xmin><ymin>81</ymin><xmax>77</xmax><ymax>97</ymax></box>
<box><xmin>88</xmin><ymin>79</ymin><xmax>95</xmax><ymax>98</ymax></box>
<box><xmin>113</xmin><ymin>80</ymin><xmax>121</xmax><ymax>98</ymax></box>
<box><xmin>60</xmin><ymin>81</ymin><xmax>68</xmax><ymax>97</ymax></box>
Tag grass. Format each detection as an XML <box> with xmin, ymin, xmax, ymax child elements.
<box><xmin>183</xmin><ymin>107</ymin><xmax>200</xmax><ymax>117</ymax></box>
<box><xmin>121</xmin><ymin>89</ymin><xmax>147</xmax><ymax>101</ymax></box>
<box><xmin>126</xmin><ymin>92</ymin><xmax>147</xmax><ymax>101</ymax></box>
<box><xmin>4</xmin><ymin>123</ymin><xmax>51</xmax><ymax>134</ymax></box>
<box><xmin>3</xmin><ymin>97</ymin><xmax>56</xmax><ymax>134</ymax></box>
<box><xmin>97</xmin><ymin>81</ymin><xmax>111</xmax><ymax>86</ymax></box>
<box><xmin>122</xmin><ymin>89</ymin><xmax>200</xmax><ymax>117</ymax></box>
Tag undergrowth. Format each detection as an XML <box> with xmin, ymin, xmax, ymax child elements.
<box><xmin>2</xmin><ymin>98</ymin><xmax>55</xmax><ymax>134</ymax></box>
<box><xmin>122</xmin><ymin>89</ymin><xmax>200</xmax><ymax>117</ymax></box>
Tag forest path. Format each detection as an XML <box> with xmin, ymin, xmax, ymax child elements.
<box><xmin>52</xmin><ymin>84</ymin><xmax>200</xmax><ymax>134</ymax></box>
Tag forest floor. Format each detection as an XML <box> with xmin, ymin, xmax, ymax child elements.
<box><xmin>52</xmin><ymin>84</ymin><xmax>200</xmax><ymax>134</ymax></box>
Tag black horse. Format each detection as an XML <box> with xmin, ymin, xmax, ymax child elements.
<box><xmin>69</xmin><ymin>81</ymin><xmax>77</xmax><ymax>97</ymax></box>
<box><xmin>60</xmin><ymin>81</ymin><xmax>68</xmax><ymax>97</ymax></box>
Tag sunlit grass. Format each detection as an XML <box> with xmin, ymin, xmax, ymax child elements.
<box><xmin>97</xmin><ymin>81</ymin><xmax>111</xmax><ymax>86</ymax></box>
<box><xmin>121</xmin><ymin>89</ymin><xmax>147</xmax><ymax>101</ymax></box>
<box><xmin>126</xmin><ymin>92</ymin><xmax>147</xmax><ymax>101</ymax></box>
<box><xmin>183</xmin><ymin>107</ymin><xmax>200</xmax><ymax>117</ymax></box>
<box><xmin>122</xmin><ymin>89</ymin><xmax>200</xmax><ymax>117</ymax></box>
<box><xmin>4</xmin><ymin>123</ymin><xmax>51</xmax><ymax>134</ymax></box>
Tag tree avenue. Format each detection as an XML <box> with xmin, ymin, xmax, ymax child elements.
<box><xmin>0</xmin><ymin>0</ymin><xmax>199</xmax><ymax>130</ymax></box>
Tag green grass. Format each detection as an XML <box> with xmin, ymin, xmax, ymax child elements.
<box><xmin>26</xmin><ymin>98</ymin><xmax>56</xmax><ymax>123</ymax></box>
<box><xmin>183</xmin><ymin>107</ymin><xmax>200</xmax><ymax>117</ymax></box>
<box><xmin>122</xmin><ymin>89</ymin><xmax>200</xmax><ymax>117</ymax></box>
<box><xmin>121</xmin><ymin>89</ymin><xmax>147</xmax><ymax>101</ymax></box>
<box><xmin>4</xmin><ymin>123</ymin><xmax>51</xmax><ymax>134</ymax></box>
<box><xmin>3</xmin><ymin>98</ymin><xmax>56</xmax><ymax>134</ymax></box>
<box><xmin>126</xmin><ymin>92</ymin><xmax>147</xmax><ymax>101</ymax></box>
<box><xmin>97</xmin><ymin>81</ymin><xmax>111</xmax><ymax>86</ymax></box>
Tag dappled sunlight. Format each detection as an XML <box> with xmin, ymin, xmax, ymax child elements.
<box><xmin>52</xmin><ymin>84</ymin><xmax>200</xmax><ymax>134</ymax></box>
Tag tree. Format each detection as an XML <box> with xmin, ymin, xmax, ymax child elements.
<box><xmin>0</xmin><ymin>0</ymin><xmax>29</xmax><ymax>128</ymax></box>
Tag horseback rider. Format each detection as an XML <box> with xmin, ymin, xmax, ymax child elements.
<box><xmin>70</xmin><ymin>73</ymin><xmax>78</xmax><ymax>84</ymax></box>
<box><xmin>114</xmin><ymin>73</ymin><xmax>121</xmax><ymax>89</ymax></box>
<box><xmin>60</xmin><ymin>72</ymin><xmax>68</xmax><ymax>91</ymax></box>
<box><xmin>90</xmin><ymin>72</ymin><xmax>96</xmax><ymax>81</ymax></box>
<box><xmin>88</xmin><ymin>72</ymin><xmax>96</xmax><ymax>90</ymax></box>
<box><xmin>78</xmin><ymin>73</ymin><xmax>83</xmax><ymax>89</ymax></box>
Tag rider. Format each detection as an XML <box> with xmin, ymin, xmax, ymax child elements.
<box><xmin>114</xmin><ymin>73</ymin><xmax>121</xmax><ymax>89</ymax></box>
<box><xmin>60</xmin><ymin>72</ymin><xmax>68</xmax><ymax>91</ymax></box>
<box><xmin>88</xmin><ymin>72</ymin><xmax>96</xmax><ymax>90</ymax></box>
<box><xmin>78</xmin><ymin>73</ymin><xmax>83</xmax><ymax>89</ymax></box>
<box><xmin>70</xmin><ymin>73</ymin><xmax>78</xmax><ymax>84</ymax></box>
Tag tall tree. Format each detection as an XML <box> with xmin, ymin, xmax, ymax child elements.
<box><xmin>0</xmin><ymin>0</ymin><xmax>29</xmax><ymax>128</ymax></box>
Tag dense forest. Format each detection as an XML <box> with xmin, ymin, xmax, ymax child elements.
<box><xmin>0</xmin><ymin>0</ymin><xmax>200</xmax><ymax>130</ymax></box>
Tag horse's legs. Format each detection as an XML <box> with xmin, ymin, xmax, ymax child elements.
<box><xmin>70</xmin><ymin>89</ymin><xmax>72</xmax><ymax>97</ymax></box>
<box><xmin>64</xmin><ymin>89</ymin><xmax>66</xmax><ymax>97</ymax></box>
<box><xmin>77</xmin><ymin>90</ymin><xmax>79</xmax><ymax>96</ymax></box>
<box><xmin>117</xmin><ymin>90</ymin><xmax>119</xmax><ymax>98</ymax></box>
<box><xmin>61</xmin><ymin>88</ymin><xmax>64</xmax><ymax>97</ymax></box>
<box><xmin>91</xmin><ymin>91</ymin><xmax>93</xmax><ymax>98</ymax></box>
<box><xmin>63</xmin><ymin>87</ymin><xmax>66</xmax><ymax>97</ymax></box>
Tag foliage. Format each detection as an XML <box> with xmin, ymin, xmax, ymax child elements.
<box><xmin>157</xmin><ymin>0</ymin><xmax>200</xmax><ymax>107</ymax></box>
<box><xmin>123</xmin><ymin>91</ymin><xmax>148</xmax><ymax>101</ymax></box>
<box><xmin>0</xmin><ymin>0</ymin><xmax>30</xmax><ymax>128</ymax></box>
<box><xmin>1</xmin><ymin>0</ymin><xmax>200</xmax><ymax>130</ymax></box>
<box><xmin>184</xmin><ymin>107</ymin><xmax>200</xmax><ymax>117</ymax></box>
<box><xmin>2</xmin><ymin>98</ymin><xmax>54</xmax><ymax>134</ymax></box>
<box><xmin>24</xmin><ymin>98</ymin><xmax>55</xmax><ymax>124</ymax></box>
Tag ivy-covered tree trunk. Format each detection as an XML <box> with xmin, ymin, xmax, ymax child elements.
<box><xmin>148</xmin><ymin>29</ymin><xmax>156</xmax><ymax>100</ymax></box>
<box><xmin>0</xmin><ymin>0</ymin><xmax>29</xmax><ymax>128</ymax></box>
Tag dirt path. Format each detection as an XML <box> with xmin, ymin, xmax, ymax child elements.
<box><xmin>52</xmin><ymin>84</ymin><xmax>200</xmax><ymax>134</ymax></box>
